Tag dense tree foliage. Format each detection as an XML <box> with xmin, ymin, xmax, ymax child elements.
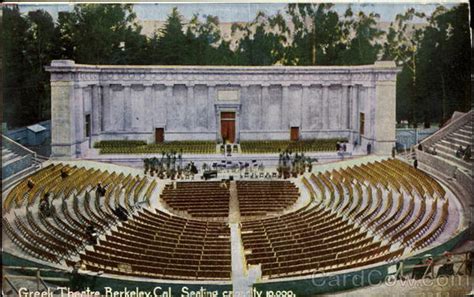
<box><xmin>2</xmin><ymin>3</ymin><xmax>470</xmax><ymax>128</ymax></box>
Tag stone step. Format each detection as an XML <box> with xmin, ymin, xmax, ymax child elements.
<box><xmin>436</xmin><ymin>142</ymin><xmax>472</xmax><ymax>155</ymax></box>
<box><xmin>455</xmin><ymin>128</ymin><xmax>472</xmax><ymax>137</ymax></box>
<box><xmin>2</xmin><ymin>155</ymin><xmax>24</xmax><ymax>167</ymax></box>
<box><xmin>2</xmin><ymin>153</ymin><xmax>17</xmax><ymax>163</ymax></box>
<box><xmin>443</xmin><ymin>136</ymin><xmax>473</xmax><ymax>148</ymax></box>
<box><xmin>449</xmin><ymin>132</ymin><xmax>472</xmax><ymax>143</ymax></box>
<box><xmin>434</xmin><ymin>148</ymin><xmax>472</xmax><ymax>170</ymax></box>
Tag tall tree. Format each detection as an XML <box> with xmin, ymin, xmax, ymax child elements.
<box><xmin>337</xmin><ymin>10</ymin><xmax>384</xmax><ymax>65</ymax></box>
<box><xmin>3</xmin><ymin>6</ymin><xmax>30</xmax><ymax>127</ymax></box>
<box><xmin>382</xmin><ymin>8</ymin><xmax>426</xmax><ymax>124</ymax></box>
<box><xmin>184</xmin><ymin>14</ymin><xmax>235</xmax><ymax>65</ymax></box>
<box><xmin>3</xmin><ymin>6</ymin><xmax>57</xmax><ymax>128</ymax></box>
<box><xmin>157</xmin><ymin>7</ymin><xmax>188</xmax><ymax>65</ymax></box>
<box><xmin>232</xmin><ymin>11</ymin><xmax>287</xmax><ymax>65</ymax></box>
<box><xmin>56</xmin><ymin>4</ymin><xmax>145</xmax><ymax>65</ymax></box>
<box><xmin>286</xmin><ymin>4</ymin><xmax>344</xmax><ymax>65</ymax></box>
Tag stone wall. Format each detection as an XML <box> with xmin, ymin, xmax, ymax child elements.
<box><xmin>46</xmin><ymin>60</ymin><xmax>399</xmax><ymax>158</ymax></box>
<box><xmin>416</xmin><ymin>150</ymin><xmax>473</xmax><ymax>228</ymax></box>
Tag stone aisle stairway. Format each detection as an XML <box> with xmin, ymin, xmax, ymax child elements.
<box><xmin>229</xmin><ymin>181</ymin><xmax>259</xmax><ymax>296</ymax></box>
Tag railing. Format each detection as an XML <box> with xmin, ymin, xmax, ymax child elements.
<box><xmin>2</xmin><ymin>266</ymin><xmax>69</xmax><ymax>295</ymax></box>
<box><xmin>2</xmin><ymin>134</ymin><xmax>37</xmax><ymax>159</ymax></box>
<box><xmin>392</xmin><ymin>251</ymin><xmax>472</xmax><ymax>280</ymax></box>
<box><xmin>420</xmin><ymin>109</ymin><xmax>473</xmax><ymax>148</ymax></box>
<box><xmin>2</xmin><ymin>134</ymin><xmax>40</xmax><ymax>184</ymax></box>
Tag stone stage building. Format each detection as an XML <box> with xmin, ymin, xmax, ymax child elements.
<box><xmin>46</xmin><ymin>60</ymin><xmax>399</xmax><ymax>158</ymax></box>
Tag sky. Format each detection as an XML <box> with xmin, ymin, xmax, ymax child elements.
<box><xmin>16</xmin><ymin>2</ymin><xmax>460</xmax><ymax>23</ymax></box>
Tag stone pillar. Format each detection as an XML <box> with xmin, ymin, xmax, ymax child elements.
<box><xmin>91</xmin><ymin>85</ymin><xmax>101</xmax><ymax>135</ymax></box>
<box><xmin>322</xmin><ymin>85</ymin><xmax>329</xmax><ymax>129</ymax></box>
<box><xmin>235</xmin><ymin>109</ymin><xmax>241</xmax><ymax>143</ymax></box>
<box><xmin>261</xmin><ymin>85</ymin><xmax>269</xmax><ymax>130</ymax></box>
<box><xmin>165</xmin><ymin>85</ymin><xmax>173</xmax><ymax>129</ymax></box>
<box><xmin>352</xmin><ymin>85</ymin><xmax>359</xmax><ymax>133</ymax></box>
<box><xmin>300</xmin><ymin>85</ymin><xmax>308</xmax><ymax>130</ymax></box>
<box><xmin>50</xmin><ymin>78</ymin><xmax>75</xmax><ymax>158</ymax></box>
<box><xmin>123</xmin><ymin>85</ymin><xmax>132</xmax><ymax>130</ymax></box>
<box><xmin>73</xmin><ymin>85</ymin><xmax>85</xmax><ymax>156</ymax></box>
<box><xmin>144</xmin><ymin>84</ymin><xmax>153</xmax><ymax>135</ymax></box>
<box><xmin>207</xmin><ymin>85</ymin><xmax>215</xmax><ymax>130</ymax></box>
<box><xmin>281</xmin><ymin>85</ymin><xmax>289</xmax><ymax>130</ymax></box>
<box><xmin>102</xmin><ymin>84</ymin><xmax>111</xmax><ymax>132</ymax></box>
<box><xmin>187</xmin><ymin>85</ymin><xmax>195</xmax><ymax>130</ymax></box>
<box><xmin>374</xmin><ymin>61</ymin><xmax>397</xmax><ymax>154</ymax></box>
<box><xmin>215</xmin><ymin>109</ymin><xmax>221</xmax><ymax>142</ymax></box>
<box><xmin>342</xmin><ymin>85</ymin><xmax>350</xmax><ymax>130</ymax></box>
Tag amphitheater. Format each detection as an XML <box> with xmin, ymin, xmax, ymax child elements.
<box><xmin>1</xmin><ymin>63</ymin><xmax>472</xmax><ymax>296</ymax></box>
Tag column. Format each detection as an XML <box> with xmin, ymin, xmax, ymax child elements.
<box><xmin>322</xmin><ymin>85</ymin><xmax>329</xmax><ymax>129</ymax></box>
<box><xmin>207</xmin><ymin>85</ymin><xmax>215</xmax><ymax>129</ymax></box>
<box><xmin>123</xmin><ymin>84</ymin><xmax>132</xmax><ymax>131</ymax></box>
<box><xmin>369</xmin><ymin>86</ymin><xmax>376</xmax><ymax>138</ymax></box>
<box><xmin>91</xmin><ymin>85</ymin><xmax>101</xmax><ymax>135</ymax></box>
<box><xmin>235</xmin><ymin>109</ymin><xmax>241</xmax><ymax>143</ymax></box>
<box><xmin>261</xmin><ymin>85</ymin><xmax>269</xmax><ymax>130</ymax></box>
<box><xmin>300</xmin><ymin>85</ymin><xmax>309</xmax><ymax>130</ymax></box>
<box><xmin>102</xmin><ymin>84</ymin><xmax>110</xmax><ymax>132</ymax></box>
<box><xmin>352</xmin><ymin>85</ymin><xmax>359</xmax><ymax>132</ymax></box>
<box><xmin>144</xmin><ymin>84</ymin><xmax>153</xmax><ymax>131</ymax></box>
<box><xmin>342</xmin><ymin>85</ymin><xmax>349</xmax><ymax>130</ymax></box>
<box><xmin>74</xmin><ymin>85</ymin><xmax>85</xmax><ymax>142</ymax></box>
<box><xmin>164</xmin><ymin>85</ymin><xmax>173</xmax><ymax>128</ymax></box>
<box><xmin>187</xmin><ymin>85</ymin><xmax>194</xmax><ymax>130</ymax></box>
<box><xmin>281</xmin><ymin>85</ymin><xmax>289</xmax><ymax>130</ymax></box>
<box><xmin>216</xmin><ymin>109</ymin><xmax>221</xmax><ymax>142</ymax></box>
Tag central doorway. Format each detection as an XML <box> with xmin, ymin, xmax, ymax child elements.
<box><xmin>220</xmin><ymin>112</ymin><xmax>236</xmax><ymax>143</ymax></box>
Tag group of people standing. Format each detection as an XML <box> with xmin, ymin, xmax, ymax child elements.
<box><xmin>143</xmin><ymin>151</ymin><xmax>198</xmax><ymax>180</ymax></box>
<box><xmin>277</xmin><ymin>150</ymin><xmax>318</xmax><ymax>179</ymax></box>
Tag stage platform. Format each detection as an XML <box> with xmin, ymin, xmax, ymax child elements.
<box><xmin>79</xmin><ymin>147</ymin><xmax>368</xmax><ymax>169</ymax></box>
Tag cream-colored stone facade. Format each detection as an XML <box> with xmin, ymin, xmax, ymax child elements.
<box><xmin>46</xmin><ymin>60</ymin><xmax>399</xmax><ymax>158</ymax></box>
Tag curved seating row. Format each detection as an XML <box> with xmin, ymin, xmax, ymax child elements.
<box><xmin>160</xmin><ymin>181</ymin><xmax>230</xmax><ymax>218</ymax></box>
<box><xmin>240</xmin><ymin>158</ymin><xmax>450</xmax><ymax>278</ymax></box>
<box><xmin>236</xmin><ymin>180</ymin><xmax>299</xmax><ymax>217</ymax></box>
<box><xmin>3</xmin><ymin>163</ymin><xmax>156</xmax><ymax>266</ymax></box>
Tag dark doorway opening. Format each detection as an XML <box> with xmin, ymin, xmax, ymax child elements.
<box><xmin>221</xmin><ymin>112</ymin><xmax>236</xmax><ymax>143</ymax></box>
<box><xmin>155</xmin><ymin>128</ymin><xmax>164</xmax><ymax>143</ymax></box>
<box><xmin>290</xmin><ymin>127</ymin><xmax>299</xmax><ymax>141</ymax></box>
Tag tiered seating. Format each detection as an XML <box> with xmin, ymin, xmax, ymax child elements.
<box><xmin>3</xmin><ymin>164</ymin><xmax>61</xmax><ymax>213</ymax></box>
<box><xmin>241</xmin><ymin>201</ymin><xmax>403</xmax><ymax>278</ymax></box>
<box><xmin>160</xmin><ymin>181</ymin><xmax>230</xmax><ymax>218</ymax></box>
<box><xmin>95</xmin><ymin>140</ymin><xmax>216</xmax><ymax>154</ymax></box>
<box><xmin>79</xmin><ymin>208</ymin><xmax>231</xmax><ymax>280</ymax></box>
<box><xmin>236</xmin><ymin>181</ymin><xmax>299</xmax><ymax>217</ymax></box>
<box><xmin>240</xmin><ymin>138</ymin><xmax>346</xmax><ymax>154</ymax></box>
<box><xmin>2</xmin><ymin>157</ymin><xmax>455</xmax><ymax>281</ymax></box>
<box><xmin>2</xmin><ymin>163</ymin><xmax>155</xmax><ymax>265</ymax></box>
<box><xmin>241</xmin><ymin>158</ymin><xmax>451</xmax><ymax>278</ymax></box>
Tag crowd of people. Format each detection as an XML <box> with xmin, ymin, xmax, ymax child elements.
<box><xmin>277</xmin><ymin>150</ymin><xmax>318</xmax><ymax>179</ymax></box>
<box><xmin>143</xmin><ymin>151</ymin><xmax>198</xmax><ymax>180</ymax></box>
